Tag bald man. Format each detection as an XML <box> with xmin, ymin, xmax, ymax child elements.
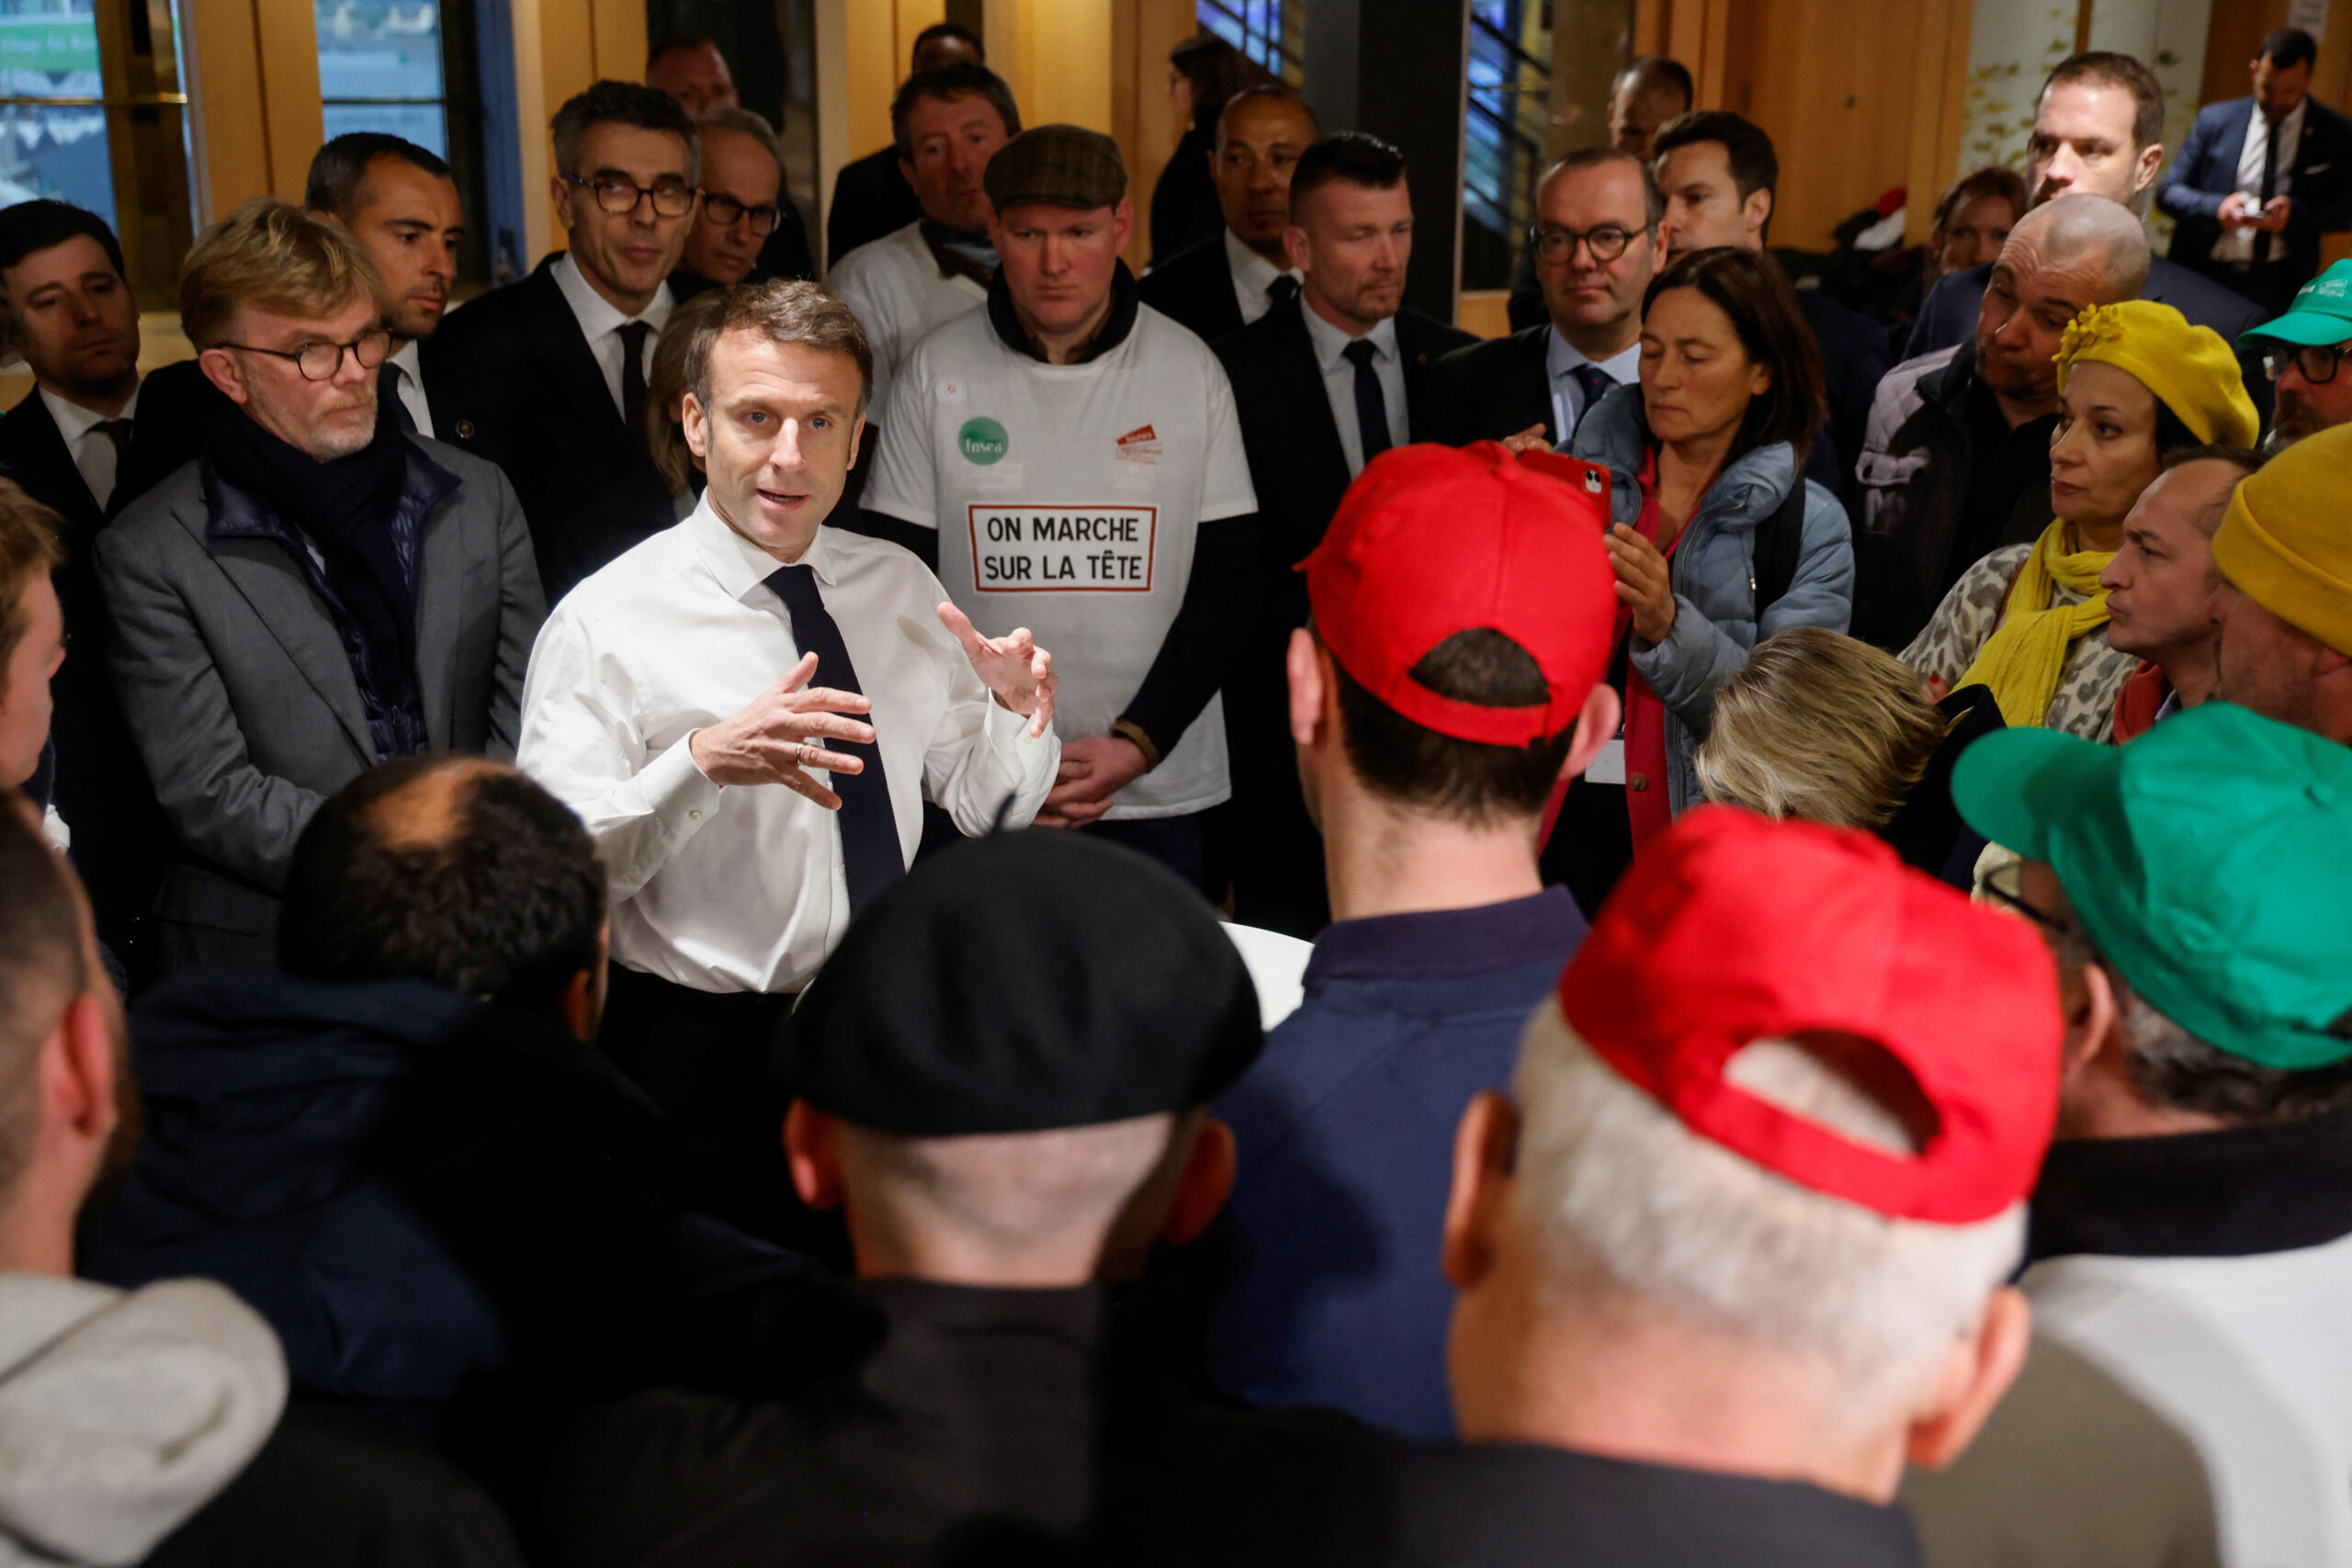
<box><xmin>1139</xmin><ymin>85</ymin><xmax>1318</xmax><ymax>344</ymax></box>
<box><xmin>1853</xmin><ymin>195</ymin><xmax>2152</xmax><ymax>649</ymax></box>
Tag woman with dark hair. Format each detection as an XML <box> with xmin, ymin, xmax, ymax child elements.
<box><xmin>1555</xmin><ymin>245</ymin><xmax>1853</xmax><ymax>914</ymax></box>
<box><xmin>1153</xmin><ymin>32</ymin><xmax>1244</xmax><ymax>263</ymax></box>
<box><xmin>1903</xmin><ymin>300</ymin><xmax>2258</xmax><ymax>739</ymax></box>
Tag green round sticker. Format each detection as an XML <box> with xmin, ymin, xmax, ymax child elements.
<box><xmin>958</xmin><ymin>416</ymin><xmax>1009</xmax><ymax>466</ymax></box>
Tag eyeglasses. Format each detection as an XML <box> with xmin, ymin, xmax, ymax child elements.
<box><xmin>2263</xmin><ymin>342</ymin><xmax>2350</xmax><ymax>385</ymax></box>
<box><xmin>219</xmin><ymin>328</ymin><xmax>392</xmax><ymax>382</ymax></box>
<box><xmin>564</xmin><ymin>174</ymin><xmax>696</xmax><ymax>219</ymax></box>
<box><xmin>1530</xmin><ymin>222</ymin><xmax>1648</xmax><ymax>265</ymax></box>
<box><xmin>1978</xmin><ymin>859</ymin><xmax>2073</xmax><ymax>940</ymax></box>
<box><xmin>700</xmin><ymin>191</ymin><xmax>782</xmax><ymax>236</ymax></box>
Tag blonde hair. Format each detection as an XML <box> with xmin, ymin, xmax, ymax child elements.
<box><xmin>179</xmin><ymin>197</ymin><xmax>386</xmax><ymax>350</ymax></box>
<box><xmin>647</xmin><ymin>290</ymin><xmax>729</xmax><ymax>498</ymax></box>
<box><xmin>0</xmin><ymin>478</ymin><xmax>63</xmax><ymax>677</ymax></box>
<box><xmin>1695</xmin><ymin>627</ymin><xmax>1945</xmax><ymax>829</ymax></box>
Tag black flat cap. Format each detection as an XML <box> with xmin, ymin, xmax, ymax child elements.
<box><xmin>774</xmin><ymin>830</ymin><xmax>1261</xmax><ymax>1135</ymax></box>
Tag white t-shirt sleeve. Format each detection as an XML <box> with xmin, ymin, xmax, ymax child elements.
<box><xmin>1198</xmin><ymin>348</ymin><xmax>1259</xmax><ymax>523</ymax></box>
<box><xmin>861</xmin><ymin>336</ymin><xmax>940</xmax><ymax>530</ymax></box>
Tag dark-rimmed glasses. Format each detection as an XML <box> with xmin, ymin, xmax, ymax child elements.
<box><xmin>700</xmin><ymin>192</ymin><xmax>782</xmax><ymax>235</ymax></box>
<box><xmin>219</xmin><ymin>329</ymin><xmax>392</xmax><ymax>382</ymax></box>
<box><xmin>1529</xmin><ymin>222</ymin><xmax>1647</xmax><ymax>265</ymax></box>
<box><xmin>2263</xmin><ymin>342</ymin><xmax>2350</xmax><ymax>386</ymax></box>
<box><xmin>564</xmin><ymin>174</ymin><xmax>696</xmax><ymax>219</ymax></box>
<box><xmin>1979</xmin><ymin>859</ymin><xmax>2072</xmax><ymax>940</ymax></box>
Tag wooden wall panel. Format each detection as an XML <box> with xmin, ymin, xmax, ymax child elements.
<box><xmin>186</xmin><ymin>0</ymin><xmax>322</xmax><ymax>219</ymax></box>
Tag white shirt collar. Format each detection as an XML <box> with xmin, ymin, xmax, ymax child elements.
<box><xmin>1299</xmin><ymin>292</ymin><xmax>1398</xmax><ymax>371</ymax></box>
<box><xmin>388</xmin><ymin>337</ymin><xmax>424</xmax><ymax>381</ymax></box>
<box><xmin>552</xmin><ymin>250</ymin><xmax>674</xmax><ymax>341</ymax></box>
<box><xmin>1224</xmin><ymin>227</ymin><xmax>1293</xmax><ymax>299</ymax></box>
<box><xmin>684</xmin><ymin>490</ymin><xmax>840</xmax><ymax>604</ymax></box>
<box><xmin>1544</xmin><ymin>329</ymin><xmax>1641</xmax><ymax>386</ymax></box>
<box><xmin>40</xmin><ymin>380</ymin><xmax>140</xmax><ymax>443</ymax></box>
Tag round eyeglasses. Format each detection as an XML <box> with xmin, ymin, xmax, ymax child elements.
<box><xmin>219</xmin><ymin>329</ymin><xmax>393</xmax><ymax>382</ymax></box>
<box><xmin>701</xmin><ymin>192</ymin><xmax>783</xmax><ymax>236</ymax></box>
<box><xmin>1529</xmin><ymin>222</ymin><xmax>1646</xmax><ymax>265</ymax></box>
<box><xmin>565</xmin><ymin>174</ymin><xmax>697</xmax><ymax>220</ymax></box>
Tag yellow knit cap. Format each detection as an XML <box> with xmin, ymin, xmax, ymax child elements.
<box><xmin>2211</xmin><ymin>423</ymin><xmax>2352</xmax><ymax>657</ymax></box>
<box><xmin>2053</xmin><ymin>300</ymin><xmax>2261</xmax><ymax>449</ymax></box>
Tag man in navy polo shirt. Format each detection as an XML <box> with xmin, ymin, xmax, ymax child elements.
<box><xmin>1197</xmin><ymin>441</ymin><xmax>1622</xmax><ymax>1437</ymax></box>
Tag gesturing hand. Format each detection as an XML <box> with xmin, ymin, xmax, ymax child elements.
<box><xmin>687</xmin><ymin>651</ymin><xmax>876</xmax><ymax>810</ymax></box>
<box><xmin>937</xmin><ymin>602</ymin><xmax>1058</xmax><ymax>739</ymax></box>
<box><xmin>1035</xmin><ymin>735</ymin><xmax>1148</xmax><ymax>828</ymax></box>
<box><xmin>1606</xmin><ymin>524</ymin><xmax>1678</xmax><ymax>646</ymax></box>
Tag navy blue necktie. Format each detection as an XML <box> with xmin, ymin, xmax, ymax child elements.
<box><xmin>764</xmin><ymin>564</ymin><xmax>903</xmax><ymax>913</ymax></box>
<box><xmin>1341</xmin><ymin>337</ymin><xmax>1392</xmax><ymax>468</ymax></box>
<box><xmin>1570</xmin><ymin>363</ymin><xmax>1617</xmax><ymax>435</ymax></box>
<box><xmin>378</xmin><ymin>360</ymin><xmax>416</xmax><ymax>434</ymax></box>
<box><xmin>1268</xmin><ymin>274</ymin><xmax>1300</xmax><ymax>308</ymax></box>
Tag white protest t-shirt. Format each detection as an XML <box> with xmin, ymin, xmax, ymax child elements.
<box><xmin>865</xmin><ymin>301</ymin><xmax>1257</xmax><ymax>818</ymax></box>
<box><xmin>829</xmin><ymin>221</ymin><xmax>987</xmax><ymax>423</ymax></box>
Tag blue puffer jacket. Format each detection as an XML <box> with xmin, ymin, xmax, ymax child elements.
<box><xmin>1571</xmin><ymin>385</ymin><xmax>1856</xmax><ymax>811</ymax></box>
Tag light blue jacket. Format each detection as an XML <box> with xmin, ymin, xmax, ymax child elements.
<box><xmin>1569</xmin><ymin>386</ymin><xmax>1855</xmax><ymax>812</ymax></box>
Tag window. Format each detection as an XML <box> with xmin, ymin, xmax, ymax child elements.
<box><xmin>317</xmin><ymin>0</ymin><xmax>448</xmax><ymax>152</ymax></box>
<box><xmin>1197</xmin><ymin>0</ymin><xmax>1303</xmax><ymax>86</ymax></box>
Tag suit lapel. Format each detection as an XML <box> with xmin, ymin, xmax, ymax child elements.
<box><xmin>0</xmin><ymin>389</ymin><xmax>104</xmax><ymax>537</ymax></box>
<box><xmin>522</xmin><ymin>265</ymin><xmax>630</xmax><ymax>438</ymax></box>
<box><xmin>180</xmin><ymin>502</ymin><xmax>375</xmax><ymax>763</ymax></box>
<box><xmin>411</xmin><ymin>469</ymin><xmax>466</xmax><ymax>749</ymax></box>
<box><xmin>1275</xmin><ymin>301</ymin><xmax>1351</xmax><ymax>502</ymax></box>
<box><xmin>2217</xmin><ymin>102</ymin><xmax>2252</xmax><ymax>185</ymax></box>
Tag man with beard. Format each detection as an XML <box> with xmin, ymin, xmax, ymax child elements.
<box><xmin>2245</xmin><ymin>259</ymin><xmax>2352</xmax><ymax>450</ymax></box>
<box><xmin>305</xmin><ymin>133</ymin><xmax>464</xmax><ymax>438</ymax></box>
<box><xmin>96</xmin><ymin>200</ymin><xmax>542</xmax><ymax>973</ymax></box>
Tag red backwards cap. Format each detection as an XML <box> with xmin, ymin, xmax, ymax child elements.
<box><xmin>1558</xmin><ymin>808</ymin><xmax>2063</xmax><ymax>1224</ymax></box>
<box><xmin>1301</xmin><ymin>442</ymin><xmax>1618</xmax><ymax>746</ymax></box>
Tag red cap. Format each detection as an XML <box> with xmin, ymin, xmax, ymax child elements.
<box><xmin>1302</xmin><ymin>442</ymin><xmax>1617</xmax><ymax>746</ymax></box>
<box><xmin>1558</xmin><ymin>807</ymin><xmax>2063</xmax><ymax>1224</ymax></box>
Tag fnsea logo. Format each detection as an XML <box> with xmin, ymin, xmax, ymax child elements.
<box><xmin>958</xmin><ymin>417</ymin><xmax>1009</xmax><ymax>465</ymax></box>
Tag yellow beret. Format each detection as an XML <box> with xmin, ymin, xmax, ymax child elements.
<box><xmin>2211</xmin><ymin>423</ymin><xmax>2352</xmax><ymax>657</ymax></box>
<box><xmin>2055</xmin><ymin>300</ymin><xmax>2261</xmax><ymax>450</ymax></box>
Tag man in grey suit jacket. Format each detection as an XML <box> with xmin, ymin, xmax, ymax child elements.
<box><xmin>98</xmin><ymin>200</ymin><xmax>542</xmax><ymax>973</ymax></box>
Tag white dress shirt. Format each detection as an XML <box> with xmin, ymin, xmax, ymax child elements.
<box><xmin>40</xmin><ymin>381</ymin><xmax>139</xmax><ymax>511</ymax></box>
<box><xmin>1544</xmin><ymin>331</ymin><xmax>1642</xmax><ymax>443</ymax></box>
<box><xmin>1299</xmin><ymin>295</ymin><xmax>1408</xmax><ymax>477</ymax></box>
<box><xmin>515</xmin><ymin>498</ymin><xmax>1060</xmax><ymax>995</ymax></box>
<box><xmin>384</xmin><ymin>338</ymin><xmax>434</xmax><ymax>437</ymax></box>
<box><xmin>2217</xmin><ymin>97</ymin><xmax>2305</xmax><ymax>265</ymax></box>
<box><xmin>1225</xmin><ymin>227</ymin><xmax>1296</xmax><ymax>327</ymax></box>
<box><xmin>552</xmin><ymin>251</ymin><xmax>673</xmax><ymax>420</ymax></box>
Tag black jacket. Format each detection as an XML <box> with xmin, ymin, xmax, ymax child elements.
<box><xmin>1152</xmin><ymin>121</ymin><xmax>1223</xmax><ymax>265</ymax></box>
<box><xmin>1138</xmin><ymin>231</ymin><xmax>1250</xmax><ymax>344</ymax></box>
<box><xmin>1796</xmin><ymin>285</ymin><xmax>1894</xmax><ymax>503</ymax></box>
<box><xmin>421</xmin><ymin>259</ymin><xmax>675</xmax><ymax>601</ymax></box>
<box><xmin>0</xmin><ymin>361</ymin><xmax>214</xmax><ymax>968</ymax></box>
<box><xmin>825</xmin><ymin>144</ymin><xmax>922</xmax><ymax>267</ymax></box>
<box><xmin>2159</xmin><ymin>94</ymin><xmax>2352</xmax><ymax>300</ymax></box>
<box><xmin>1421</xmin><ymin>324</ymin><xmax>1555</xmax><ymax>446</ymax></box>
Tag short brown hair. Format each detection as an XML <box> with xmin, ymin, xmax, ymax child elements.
<box><xmin>2043</xmin><ymin>52</ymin><xmax>2166</xmax><ymax>152</ymax></box>
<box><xmin>1642</xmin><ymin>246</ymin><xmax>1826</xmax><ymax>461</ymax></box>
<box><xmin>1329</xmin><ymin>627</ymin><xmax>1574</xmax><ymax>826</ymax></box>
<box><xmin>648</xmin><ymin>290</ymin><xmax>729</xmax><ymax>496</ymax></box>
<box><xmin>0</xmin><ymin>478</ymin><xmax>63</xmax><ymax>678</ymax></box>
<box><xmin>890</xmin><ymin>63</ymin><xmax>1021</xmax><ymax>160</ymax></box>
<box><xmin>1695</xmin><ymin>627</ymin><xmax>1944</xmax><ymax>829</ymax></box>
<box><xmin>552</xmin><ymin>79</ymin><xmax>699</xmax><ymax>182</ymax></box>
<box><xmin>1932</xmin><ymin>165</ymin><xmax>2028</xmax><ymax>239</ymax></box>
<box><xmin>684</xmin><ymin>279</ymin><xmax>874</xmax><ymax>417</ymax></box>
<box><xmin>179</xmin><ymin>197</ymin><xmax>386</xmax><ymax>351</ymax></box>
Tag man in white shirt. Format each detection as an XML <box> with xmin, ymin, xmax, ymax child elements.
<box><xmin>829</xmin><ymin>62</ymin><xmax>1020</xmax><ymax>424</ymax></box>
<box><xmin>1136</xmin><ymin>85</ymin><xmax>1317</xmax><ymax>344</ymax></box>
<box><xmin>862</xmin><ymin>126</ymin><xmax>1258</xmax><ymax>885</ymax></box>
<box><xmin>1427</xmin><ymin>149</ymin><xmax>1659</xmax><ymax>447</ymax></box>
<box><xmin>425</xmin><ymin>80</ymin><xmax>695</xmax><ymax>600</ymax></box>
<box><xmin>518</xmin><ymin>278</ymin><xmax>1059</xmax><ymax>1163</ymax></box>
<box><xmin>304</xmin><ymin>132</ymin><xmax>465</xmax><ymax>438</ymax></box>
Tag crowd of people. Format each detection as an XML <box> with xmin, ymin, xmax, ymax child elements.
<box><xmin>1</xmin><ymin>17</ymin><xmax>2350</xmax><ymax>1567</ymax></box>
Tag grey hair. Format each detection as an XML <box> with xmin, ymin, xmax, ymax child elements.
<box><xmin>2015</xmin><ymin>192</ymin><xmax>2151</xmax><ymax>301</ymax></box>
<box><xmin>695</xmin><ymin>106</ymin><xmax>782</xmax><ymax>172</ymax></box>
<box><xmin>550</xmin><ymin>79</ymin><xmax>699</xmax><ymax>185</ymax></box>
<box><xmin>1509</xmin><ymin>1001</ymin><xmax>2025</xmax><ymax>1429</ymax></box>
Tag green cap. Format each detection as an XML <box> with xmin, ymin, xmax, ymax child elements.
<box><xmin>1950</xmin><ymin>702</ymin><xmax>2352</xmax><ymax>1071</ymax></box>
<box><xmin>2243</xmin><ymin>258</ymin><xmax>2352</xmax><ymax>348</ymax></box>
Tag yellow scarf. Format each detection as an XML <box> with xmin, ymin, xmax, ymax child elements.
<box><xmin>1958</xmin><ymin>520</ymin><xmax>2115</xmax><ymax>729</ymax></box>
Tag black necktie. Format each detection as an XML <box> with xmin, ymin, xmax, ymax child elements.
<box><xmin>763</xmin><ymin>564</ymin><xmax>903</xmax><ymax>913</ymax></box>
<box><xmin>2258</xmin><ymin>115</ymin><xmax>2284</xmax><ymax>265</ymax></box>
<box><xmin>378</xmin><ymin>360</ymin><xmax>416</xmax><ymax>434</ymax></box>
<box><xmin>1569</xmin><ymin>363</ymin><xmax>1617</xmax><ymax>435</ymax></box>
<box><xmin>617</xmin><ymin>320</ymin><xmax>653</xmax><ymax>443</ymax></box>
<box><xmin>1268</xmin><ymin>274</ymin><xmax>1300</xmax><ymax>309</ymax></box>
<box><xmin>1341</xmin><ymin>337</ymin><xmax>1392</xmax><ymax>468</ymax></box>
<box><xmin>93</xmin><ymin>419</ymin><xmax>133</xmax><ymax>511</ymax></box>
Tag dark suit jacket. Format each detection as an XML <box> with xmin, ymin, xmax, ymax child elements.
<box><xmin>2158</xmin><ymin>95</ymin><xmax>2352</xmax><ymax>295</ymax></box>
<box><xmin>1138</xmin><ymin>233</ymin><xmax>1250</xmax><ymax>345</ymax></box>
<box><xmin>421</xmin><ymin>260</ymin><xmax>675</xmax><ymax>603</ymax></box>
<box><xmin>1902</xmin><ymin>255</ymin><xmax>2273</xmax><ymax>419</ymax></box>
<box><xmin>1421</xmin><ymin>325</ymin><xmax>1554</xmax><ymax>446</ymax></box>
<box><xmin>0</xmin><ymin>362</ymin><xmax>216</xmax><ymax>965</ymax></box>
<box><xmin>1796</xmin><ymin>286</ymin><xmax>1893</xmax><ymax>501</ymax></box>
<box><xmin>825</xmin><ymin>144</ymin><xmax>921</xmax><ymax>268</ymax></box>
